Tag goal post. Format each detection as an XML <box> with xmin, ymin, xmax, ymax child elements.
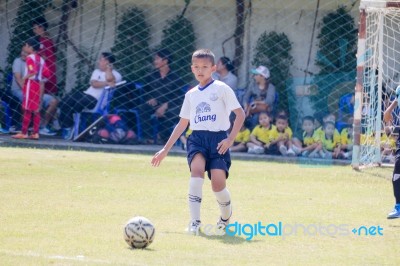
<box><xmin>352</xmin><ymin>0</ymin><xmax>400</xmax><ymax>169</ymax></box>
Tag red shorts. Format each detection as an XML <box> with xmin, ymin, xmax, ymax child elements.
<box><xmin>23</xmin><ymin>80</ymin><xmax>41</xmax><ymax>111</ymax></box>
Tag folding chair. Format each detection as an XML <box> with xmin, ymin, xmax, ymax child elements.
<box><xmin>73</xmin><ymin>81</ymin><xmax>126</xmax><ymax>139</ymax></box>
<box><xmin>112</xmin><ymin>82</ymin><xmax>144</xmax><ymax>141</ymax></box>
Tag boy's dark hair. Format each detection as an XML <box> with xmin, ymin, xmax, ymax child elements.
<box><xmin>101</xmin><ymin>52</ymin><xmax>115</xmax><ymax>64</ymax></box>
<box><xmin>323</xmin><ymin>121</ymin><xmax>335</xmax><ymax>129</ymax></box>
<box><xmin>26</xmin><ymin>37</ymin><xmax>41</xmax><ymax>52</ymax></box>
<box><xmin>258</xmin><ymin>111</ymin><xmax>271</xmax><ymax>119</ymax></box>
<box><xmin>302</xmin><ymin>116</ymin><xmax>314</xmax><ymax>124</ymax></box>
<box><xmin>155</xmin><ymin>48</ymin><xmax>172</xmax><ymax>64</ymax></box>
<box><xmin>275</xmin><ymin>114</ymin><xmax>288</xmax><ymax>122</ymax></box>
<box><xmin>32</xmin><ymin>17</ymin><xmax>48</xmax><ymax>30</ymax></box>
<box><xmin>192</xmin><ymin>49</ymin><xmax>215</xmax><ymax>65</ymax></box>
<box><xmin>220</xmin><ymin>56</ymin><xmax>234</xmax><ymax>72</ymax></box>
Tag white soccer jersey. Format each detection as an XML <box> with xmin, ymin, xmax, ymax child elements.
<box><xmin>179</xmin><ymin>80</ymin><xmax>241</xmax><ymax>131</ymax></box>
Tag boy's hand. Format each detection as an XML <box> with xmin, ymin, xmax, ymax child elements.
<box><xmin>151</xmin><ymin>148</ymin><xmax>168</xmax><ymax>167</ymax></box>
<box><xmin>217</xmin><ymin>138</ymin><xmax>234</xmax><ymax>154</ymax></box>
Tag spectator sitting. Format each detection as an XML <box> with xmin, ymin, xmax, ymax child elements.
<box><xmin>292</xmin><ymin>116</ymin><xmax>321</xmax><ymax>158</ymax></box>
<box><xmin>246</xmin><ymin>112</ymin><xmax>275</xmax><ymax>154</ymax></box>
<box><xmin>139</xmin><ymin>49</ymin><xmax>185</xmax><ymax>143</ymax></box>
<box><xmin>319</xmin><ymin>121</ymin><xmax>341</xmax><ymax>159</ymax></box>
<box><xmin>58</xmin><ymin>52</ymin><xmax>122</xmax><ymax>140</ymax></box>
<box><xmin>213</xmin><ymin>56</ymin><xmax>237</xmax><ymax>91</ymax></box>
<box><xmin>230</xmin><ymin>120</ymin><xmax>251</xmax><ymax>152</ymax></box>
<box><xmin>339</xmin><ymin>117</ymin><xmax>354</xmax><ymax>160</ymax></box>
<box><xmin>243</xmin><ymin>65</ymin><xmax>276</xmax><ymax>129</ymax></box>
<box><xmin>179</xmin><ymin>127</ymin><xmax>192</xmax><ymax>150</ymax></box>
<box><xmin>269</xmin><ymin>115</ymin><xmax>296</xmax><ymax>156</ymax></box>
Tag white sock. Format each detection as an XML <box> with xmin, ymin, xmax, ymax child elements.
<box><xmin>214</xmin><ymin>188</ymin><xmax>232</xmax><ymax>221</ymax></box>
<box><xmin>188</xmin><ymin>177</ymin><xmax>204</xmax><ymax>222</ymax></box>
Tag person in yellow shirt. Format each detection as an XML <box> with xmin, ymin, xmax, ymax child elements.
<box><xmin>269</xmin><ymin>115</ymin><xmax>296</xmax><ymax>156</ymax></box>
<box><xmin>292</xmin><ymin>116</ymin><xmax>321</xmax><ymax>157</ymax></box>
<box><xmin>339</xmin><ymin>119</ymin><xmax>353</xmax><ymax>160</ymax></box>
<box><xmin>320</xmin><ymin>121</ymin><xmax>341</xmax><ymax>159</ymax></box>
<box><xmin>231</xmin><ymin>121</ymin><xmax>251</xmax><ymax>152</ymax></box>
<box><xmin>246</xmin><ymin>112</ymin><xmax>275</xmax><ymax>154</ymax></box>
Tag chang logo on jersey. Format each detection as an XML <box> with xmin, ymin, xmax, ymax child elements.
<box><xmin>194</xmin><ymin>102</ymin><xmax>216</xmax><ymax>124</ymax></box>
<box><xmin>209</xmin><ymin>93</ymin><xmax>218</xmax><ymax>101</ymax></box>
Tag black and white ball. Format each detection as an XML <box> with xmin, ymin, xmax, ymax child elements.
<box><xmin>124</xmin><ymin>216</ymin><xmax>155</xmax><ymax>249</ymax></box>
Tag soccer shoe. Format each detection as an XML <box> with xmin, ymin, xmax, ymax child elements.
<box><xmin>287</xmin><ymin>148</ymin><xmax>296</xmax><ymax>156</ymax></box>
<box><xmin>216</xmin><ymin>217</ymin><xmax>230</xmax><ymax>231</ymax></box>
<box><xmin>39</xmin><ymin>126</ymin><xmax>57</xmax><ymax>136</ymax></box>
<box><xmin>279</xmin><ymin>145</ymin><xmax>288</xmax><ymax>156</ymax></box>
<box><xmin>387</xmin><ymin>204</ymin><xmax>400</xmax><ymax>219</ymax></box>
<box><xmin>29</xmin><ymin>133</ymin><xmax>39</xmax><ymax>140</ymax></box>
<box><xmin>11</xmin><ymin>133</ymin><xmax>28</xmax><ymax>139</ymax></box>
<box><xmin>187</xmin><ymin>220</ymin><xmax>201</xmax><ymax>234</ymax></box>
<box><xmin>62</xmin><ymin>127</ymin><xmax>74</xmax><ymax>140</ymax></box>
<box><xmin>254</xmin><ymin>146</ymin><xmax>264</xmax><ymax>154</ymax></box>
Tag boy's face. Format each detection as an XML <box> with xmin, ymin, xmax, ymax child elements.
<box><xmin>276</xmin><ymin>119</ymin><xmax>287</xmax><ymax>132</ymax></box>
<box><xmin>98</xmin><ymin>56</ymin><xmax>110</xmax><ymax>71</ymax></box>
<box><xmin>153</xmin><ymin>55</ymin><xmax>168</xmax><ymax>69</ymax></box>
<box><xmin>23</xmin><ymin>43</ymin><xmax>33</xmax><ymax>54</ymax></box>
<box><xmin>191</xmin><ymin>57</ymin><xmax>216</xmax><ymax>84</ymax></box>
<box><xmin>302</xmin><ymin>119</ymin><xmax>314</xmax><ymax>133</ymax></box>
<box><xmin>258</xmin><ymin>113</ymin><xmax>270</xmax><ymax>127</ymax></box>
<box><xmin>324</xmin><ymin>124</ymin><xmax>335</xmax><ymax>137</ymax></box>
<box><xmin>32</xmin><ymin>24</ymin><xmax>45</xmax><ymax>36</ymax></box>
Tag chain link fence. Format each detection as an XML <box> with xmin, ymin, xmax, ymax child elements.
<box><xmin>0</xmin><ymin>0</ymin><xmax>360</xmax><ymax>151</ymax></box>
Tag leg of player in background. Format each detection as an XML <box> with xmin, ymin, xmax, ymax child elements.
<box><xmin>388</xmin><ymin>154</ymin><xmax>400</xmax><ymax>219</ymax></box>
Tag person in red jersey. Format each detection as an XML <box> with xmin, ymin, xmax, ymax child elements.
<box><xmin>12</xmin><ymin>37</ymin><xmax>49</xmax><ymax>140</ymax></box>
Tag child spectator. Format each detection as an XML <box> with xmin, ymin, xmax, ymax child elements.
<box><xmin>12</xmin><ymin>37</ymin><xmax>47</xmax><ymax>140</ymax></box>
<box><xmin>292</xmin><ymin>116</ymin><xmax>321</xmax><ymax>157</ymax></box>
<box><xmin>320</xmin><ymin>121</ymin><xmax>341</xmax><ymax>159</ymax></box>
<box><xmin>339</xmin><ymin>117</ymin><xmax>354</xmax><ymax>160</ymax></box>
<box><xmin>246</xmin><ymin>112</ymin><xmax>275</xmax><ymax>154</ymax></box>
<box><xmin>269</xmin><ymin>115</ymin><xmax>296</xmax><ymax>156</ymax></box>
<box><xmin>230</xmin><ymin>120</ymin><xmax>251</xmax><ymax>152</ymax></box>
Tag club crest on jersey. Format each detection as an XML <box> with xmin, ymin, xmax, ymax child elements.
<box><xmin>209</xmin><ymin>93</ymin><xmax>218</xmax><ymax>101</ymax></box>
<box><xmin>194</xmin><ymin>102</ymin><xmax>216</xmax><ymax>123</ymax></box>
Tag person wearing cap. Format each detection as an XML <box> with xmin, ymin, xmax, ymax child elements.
<box><xmin>213</xmin><ymin>57</ymin><xmax>238</xmax><ymax>91</ymax></box>
<box><xmin>243</xmin><ymin>65</ymin><xmax>276</xmax><ymax>129</ymax></box>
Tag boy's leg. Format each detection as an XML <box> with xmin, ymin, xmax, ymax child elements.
<box><xmin>188</xmin><ymin>153</ymin><xmax>206</xmax><ymax>230</ymax></box>
<box><xmin>32</xmin><ymin>111</ymin><xmax>40</xmax><ymax>134</ymax></box>
<box><xmin>210</xmin><ymin>169</ymin><xmax>232</xmax><ymax>225</ymax></box>
<box><xmin>388</xmin><ymin>157</ymin><xmax>400</xmax><ymax>219</ymax></box>
<box><xmin>21</xmin><ymin>110</ymin><xmax>31</xmax><ymax>134</ymax></box>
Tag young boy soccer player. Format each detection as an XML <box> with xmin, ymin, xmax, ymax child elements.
<box><xmin>383</xmin><ymin>90</ymin><xmax>400</xmax><ymax>219</ymax></box>
<box><xmin>151</xmin><ymin>49</ymin><xmax>245</xmax><ymax>233</ymax></box>
<box><xmin>12</xmin><ymin>37</ymin><xmax>47</xmax><ymax>140</ymax></box>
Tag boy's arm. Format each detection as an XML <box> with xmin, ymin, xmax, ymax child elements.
<box><xmin>217</xmin><ymin>107</ymin><xmax>245</xmax><ymax>154</ymax></box>
<box><xmin>151</xmin><ymin>118</ymin><xmax>189</xmax><ymax>167</ymax></box>
<box><xmin>384</xmin><ymin>100</ymin><xmax>398</xmax><ymax>123</ymax></box>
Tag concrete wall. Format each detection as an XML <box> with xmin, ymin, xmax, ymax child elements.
<box><xmin>0</xmin><ymin>0</ymin><xmax>360</xmax><ymax>91</ymax></box>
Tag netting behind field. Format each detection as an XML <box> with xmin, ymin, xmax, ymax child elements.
<box><xmin>355</xmin><ymin>7</ymin><xmax>400</xmax><ymax>166</ymax></box>
<box><xmin>0</xmin><ymin>0</ymin><xmax>360</xmax><ymax>147</ymax></box>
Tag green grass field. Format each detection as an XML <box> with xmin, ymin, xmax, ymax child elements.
<box><xmin>0</xmin><ymin>147</ymin><xmax>399</xmax><ymax>265</ymax></box>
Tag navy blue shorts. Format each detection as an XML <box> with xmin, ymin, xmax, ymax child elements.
<box><xmin>187</xmin><ymin>130</ymin><xmax>231</xmax><ymax>179</ymax></box>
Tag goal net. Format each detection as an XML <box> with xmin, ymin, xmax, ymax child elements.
<box><xmin>353</xmin><ymin>0</ymin><xmax>400</xmax><ymax>169</ymax></box>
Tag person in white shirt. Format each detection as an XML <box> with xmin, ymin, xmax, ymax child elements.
<box><xmin>58</xmin><ymin>52</ymin><xmax>122</xmax><ymax>139</ymax></box>
<box><xmin>151</xmin><ymin>49</ymin><xmax>245</xmax><ymax>234</ymax></box>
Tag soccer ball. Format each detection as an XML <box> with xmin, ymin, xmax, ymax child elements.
<box><xmin>123</xmin><ymin>216</ymin><xmax>155</xmax><ymax>249</ymax></box>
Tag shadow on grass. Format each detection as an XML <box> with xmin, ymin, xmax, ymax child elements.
<box><xmin>196</xmin><ymin>230</ymin><xmax>262</xmax><ymax>245</ymax></box>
